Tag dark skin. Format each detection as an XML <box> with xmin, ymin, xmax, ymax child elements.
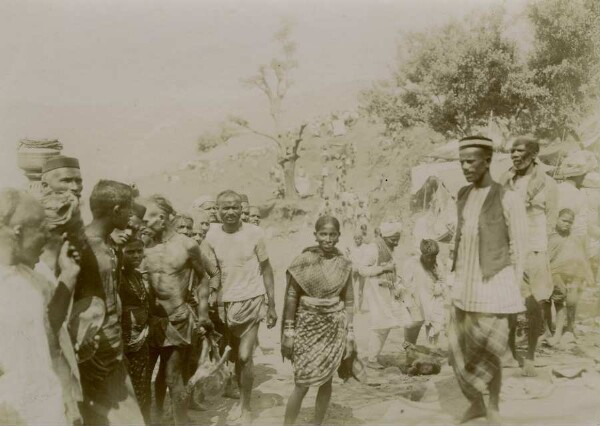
<box><xmin>282</xmin><ymin>222</ymin><xmax>355</xmax><ymax>426</ymax></box>
<box><xmin>42</xmin><ymin>167</ymin><xmax>84</xmax><ymax>199</ymax></box>
<box><xmin>457</xmin><ymin>146</ymin><xmax>502</xmax><ymax>424</ymax></box>
<box><xmin>217</xmin><ymin>195</ymin><xmax>277</xmax><ymax>422</ymax></box>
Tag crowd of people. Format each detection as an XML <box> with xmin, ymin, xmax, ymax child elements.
<box><xmin>0</xmin><ymin>134</ymin><xmax>598</xmax><ymax>426</ymax></box>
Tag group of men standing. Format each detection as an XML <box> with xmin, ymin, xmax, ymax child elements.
<box><xmin>0</xmin><ymin>153</ymin><xmax>278</xmax><ymax>426</ymax></box>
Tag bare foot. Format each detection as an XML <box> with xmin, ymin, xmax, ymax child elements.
<box><xmin>226</xmin><ymin>403</ymin><xmax>242</xmax><ymax>423</ymax></box>
<box><xmin>241</xmin><ymin>410</ymin><xmax>253</xmax><ymax>425</ymax></box>
<box><xmin>460</xmin><ymin>401</ymin><xmax>486</xmax><ymax>424</ymax></box>
<box><xmin>521</xmin><ymin>359</ymin><xmax>537</xmax><ymax>377</ymax></box>
<box><xmin>486</xmin><ymin>408</ymin><xmax>502</xmax><ymax>426</ymax></box>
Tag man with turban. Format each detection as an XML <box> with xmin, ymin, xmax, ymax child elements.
<box><xmin>41</xmin><ymin>155</ymin><xmax>83</xmax><ymax>199</ymax></box>
<box><xmin>448</xmin><ymin>136</ymin><xmax>527</xmax><ymax>425</ymax></box>
<box><xmin>358</xmin><ymin>220</ymin><xmax>404</xmax><ymax>369</ymax></box>
<box><xmin>192</xmin><ymin>195</ymin><xmax>219</xmax><ymax>223</ymax></box>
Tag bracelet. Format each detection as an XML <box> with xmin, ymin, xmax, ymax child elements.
<box><xmin>283</xmin><ymin>328</ymin><xmax>296</xmax><ymax>339</ymax></box>
<box><xmin>284</xmin><ymin>320</ymin><xmax>295</xmax><ymax>328</ymax></box>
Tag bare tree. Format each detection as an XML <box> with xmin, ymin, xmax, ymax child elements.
<box><xmin>230</xmin><ymin>20</ymin><xmax>307</xmax><ymax>199</ymax></box>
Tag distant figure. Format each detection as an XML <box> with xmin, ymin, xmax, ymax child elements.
<box><xmin>359</xmin><ymin>221</ymin><xmax>403</xmax><ymax>370</ymax></box>
<box><xmin>402</xmin><ymin>239</ymin><xmax>446</xmax><ymax>347</ymax></box>
<box><xmin>192</xmin><ymin>209</ymin><xmax>211</xmax><ymax>244</ymax></box>
<box><xmin>173</xmin><ymin>213</ymin><xmax>194</xmax><ymax>238</ymax></box>
<box><xmin>547</xmin><ymin>209</ymin><xmax>594</xmax><ymax>347</ymax></box>
<box><xmin>346</xmin><ymin>228</ymin><xmax>367</xmax><ymax>312</ymax></box>
<box><xmin>281</xmin><ymin>216</ymin><xmax>355</xmax><ymax>425</ymax></box>
<box><xmin>248</xmin><ymin>206</ymin><xmax>261</xmax><ymax>226</ymax></box>
<box><xmin>240</xmin><ymin>194</ymin><xmax>250</xmax><ymax>223</ymax></box>
<box><xmin>192</xmin><ymin>195</ymin><xmax>219</xmax><ymax>223</ymax></box>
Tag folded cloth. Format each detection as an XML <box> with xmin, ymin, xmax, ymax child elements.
<box><xmin>224</xmin><ymin>294</ymin><xmax>267</xmax><ymax>339</ymax></box>
<box><xmin>151</xmin><ymin>303</ymin><xmax>198</xmax><ymax>347</ymax></box>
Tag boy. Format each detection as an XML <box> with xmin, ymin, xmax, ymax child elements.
<box><xmin>547</xmin><ymin>209</ymin><xmax>594</xmax><ymax>346</ymax></box>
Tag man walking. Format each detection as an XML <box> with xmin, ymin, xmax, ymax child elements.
<box><xmin>205</xmin><ymin>190</ymin><xmax>277</xmax><ymax>423</ymax></box>
<box><xmin>501</xmin><ymin>136</ymin><xmax>557</xmax><ymax>376</ymax></box>
<box><xmin>448</xmin><ymin>136</ymin><xmax>527</xmax><ymax>425</ymax></box>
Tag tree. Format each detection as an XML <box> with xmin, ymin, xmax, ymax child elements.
<box><xmin>360</xmin><ymin>9</ymin><xmax>540</xmax><ymax>140</ymax></box>
<box><xmin>197</xmin><ymin>121</ymin><xmax>240</xmax><ymax>153</ymax></box>
<box><xmin>525</xmin><ymin>0</ymin><xmax>600</xmax><ymax>141</ymax></box>
<box><xmin>229</xmin><ymin>20</ymin><xmax>307</xmax><ymax>199</ymax></box>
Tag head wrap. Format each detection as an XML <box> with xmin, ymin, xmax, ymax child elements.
<box><xmin>42</xmin><ymin>156</ymin><xmax>80</xmax><ymax>174</ymax></box>
<box><xmin>420</xmin><ymin>239</ymin><xmax>439</xmax><ymax>256</ymax></box>
<box><xmin>192</xmin><ymin>210</ymin><xmax>211</xmax><ymax>231</ymax></box>
<box><xmin>39</xmin><ymin>191</ymin><xmax>81</xmax><ymax>232</ymax></box>
<box><xmin>458</xmin><ymin>136</ymin><xmax>494</xmax><ymax>150</ymax></box>
<box><xmin>379</xmin><ymin>221</ymin><xmax>402</xmax><ymax>238</ymax></box>
<box><xmin>191</xmin><ymin>195</ymin><xmax>216</xmax><ymax>210</ymax></box>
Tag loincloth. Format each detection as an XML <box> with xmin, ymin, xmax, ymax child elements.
<box><xmin>223</xmin><ymin>295</ymin><xmax>266</xmax><ymax>339</ymax></box>
<box><xmin>150</xmin><ymin>303</ymin><xmax>199</xmax><ymax>348</ymax></box>
<box><xmin>522</xmin><ymin>251</ymin><xmax>553</xmax><ymax>302</ymax></box>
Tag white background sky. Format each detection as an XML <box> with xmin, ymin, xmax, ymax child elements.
<box><xmin>0</xmin><ymin>0</ymin><xmax>528</xmax><ymax>189</ymax></box>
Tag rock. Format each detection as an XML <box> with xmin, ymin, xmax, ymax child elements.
<box><xmin>383</xmin><ymin>366</ymin><xmax>402</xmax><ymax>375</ymax></box>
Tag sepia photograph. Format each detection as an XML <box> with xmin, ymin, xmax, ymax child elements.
<box><xmin>0</xmin><ymin>0</ymin><xmax>599</xmax><ymax>425</ymax></box>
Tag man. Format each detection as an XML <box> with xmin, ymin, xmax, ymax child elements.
<box><xmin>192</xmin><ymin>209</ymin><xmax>212</xmax><ymax>243</ymax></box>
<box><xmin>240</xmin><ymin>194</ymin><xmax>250</xmax><ymax>223</ymax></box>
<box><xmin>448</xmin><ymin>136</ymin><xmax>527</xmax><ymax>425</ymax></box>
<box><xmin>248</xmin><ymin>206</ymin><xmax>261</xmax><ymax>226</ymax></box>
<box><xmin>173</xmin><ymin>213</ymin><xmax>194</xmax><ymax>237</ymax></box>
<box><xmin>41</xmin><ymin>155</ymin><xmax>83</xmax><ymax>199</ymax></box>
<box><xmin>358</xmin><ymin>221</ymin><xmax>403</xmax><ymax>369</ymax></box>
<box><xmin>143</xmin><ymin>194</ymin><xmax>213</xmax><ymax>424</ymax></box>
<box><xmin>500</xmin><ymin>136</ymin><xmax>557</xmax><ymax>376</ymax></box>
<box><xmin>79</xmin><ymin>180</ymin><xmax>145</xmax><ymax>425</ymax></box>
<box><xmin>346</xmin><ymin>228</ymin><xmax>367</xmax><ymax>312</ymax></box>
<box><xmin>205</xmin><ymin>190</ymin><xmax>277</xmax><ymax>423</ymax></box>
<box><xmin>0</xmin><ymin>188</ymin><xmax>68</xmax><ymax>426</ymax></box>
<box><xmin>192</xmin><ymin>195</ymin><xmax>219</xmax><ymax>223</ymax></box>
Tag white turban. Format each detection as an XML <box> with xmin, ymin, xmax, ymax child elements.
<box><xmin>191</xmin><ymin>195</ymin><xmax>215</xmax><ymax>210</ymax></box>
<box><xmin>379</xmin><ymin>221</ymin><xmax>402</xmax><ymax>238</ymax></box>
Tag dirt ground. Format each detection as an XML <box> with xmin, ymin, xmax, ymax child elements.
<box><xmin>153</xmin><ymin>224</ymin><xmax>600</xmax><ymax>426</ymax></box>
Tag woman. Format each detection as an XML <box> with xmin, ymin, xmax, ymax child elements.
<box><xmin>402</xmin><ymin>239</ymin><xmax>446</xmax><ymax>347</ymax></box>
<box><xmin>120</xmin><ymin>237</ymin><xmax>152</xmax><ymax>423</ymax></box>
<box><xmin>281</xmin><ymin>216</ymin><xmax>355</xmax><ymax>425</ymax></box>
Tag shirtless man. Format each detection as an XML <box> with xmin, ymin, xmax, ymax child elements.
<box><xmin>80</xmin><ymin>180</ymin><xmax>144</xmax><ymax>425</ymax></box>
<box><xmin>143</xmin><ymin>194</ymin><xmax>212</xmax><ymax>424</ymax></box>
<box><xmin>205</xmin><ymin>190</ymin><xmax>277</xmax><ymax>423</ymax></box>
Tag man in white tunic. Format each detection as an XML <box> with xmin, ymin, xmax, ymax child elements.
<box><xmin>448</xmin><ymin>136</ymin><xmax>527</xmax><ymax>425</ymax></box>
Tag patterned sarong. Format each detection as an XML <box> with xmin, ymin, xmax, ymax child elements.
<box><xmin>447</xmin><ymin>307</ymin><xmax>508</xmax><ymax>400</ymax></box>
<box><xmin>293</xmin><ymin>296</ymin><xmax>347</xmax><ymax>387</ymax></box>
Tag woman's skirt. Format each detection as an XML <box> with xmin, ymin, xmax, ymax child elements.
<box><xmin>293</xmin><ymin>297</ymin><xmax>347</xmax><ymax>387</ymax></box>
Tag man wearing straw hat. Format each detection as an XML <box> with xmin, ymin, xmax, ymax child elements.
<box><xmin>448</xmin><ymin>136</ymin><xmax>527</xmax><ymax>425</ymax></box>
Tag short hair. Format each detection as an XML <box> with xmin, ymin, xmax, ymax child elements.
<box><xmin>559</xmin><ymin>208</ymin><xmax>575</xmax><ymax>218</ymax></box>
<box><xmin>512</xmin><ymin>136</ymin><xmax>540</xmax><ymax>155</ymax></box>
<box><xmin>89</xmin><ymin>180</ymin><xmax>133</xmax><ymax>219</ymax></box>
<box><xmin>147</xmin><ymin>194</ymin><xmax>176</xmax><ymax>217</ymax></box>
<box><xmin>216</xmin><ymin>190</ymin><xmax>242</xmax><ymax>205</ymax></box>
<box><xmin>314</xmin><ymin>215</ymin><xmax>340</xmax><ymax>233</ymax></box>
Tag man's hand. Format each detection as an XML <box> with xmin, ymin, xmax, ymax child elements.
<box><xmin>281</xmin><ymin>335</ymin><xmax>294</xmax><ymax>361</ymax></box>
<box><xmin>57</xmin><ymin>236</ymin><xmax>80</xmax><ymax>290</ymax></box>
<box><xmin>266</xmin><ymin>304</ymin><xmax>278</xmax><ymax>329</ymax></box>
<box><xmin>208</xmin><ymin>288</ymin><xmax>218</xmax><ymax>306</ymax></box>
<box><xmin>111</xmin><ymin>229</ymin><xmax>131</xmax><ymax>246</ymax></box>
<box><xmin>75</xmin><ymin>334</ymin><xmax>100</xmax><ymax>363</ymax></box>
<box><xmin>197</xmin><ymin>316</ymin><xmax>214</xmax><ymax>336</ymax></box>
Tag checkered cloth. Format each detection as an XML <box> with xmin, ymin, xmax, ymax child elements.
<box><xmin>447</xmin><ymin>307</ymin><xmax>509</xmax><ymax>400</ymax></box>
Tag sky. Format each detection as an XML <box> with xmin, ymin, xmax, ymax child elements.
<box><xmin>0</xmin><ymin>0</ymin><xmax>529</xmax><ymax>190</ymax></box>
